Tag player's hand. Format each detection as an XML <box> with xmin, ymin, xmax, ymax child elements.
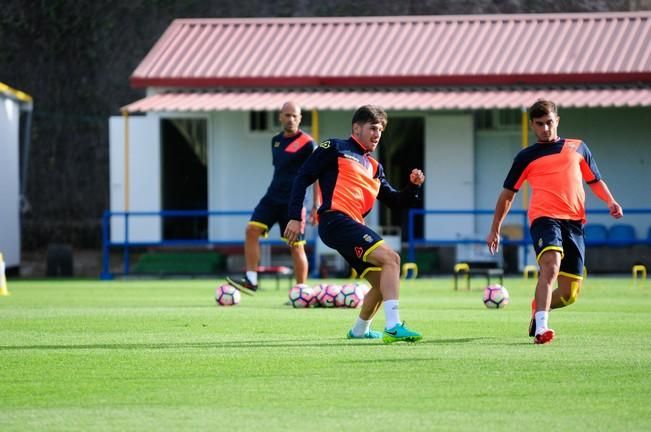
<box><xmin>409</xmin><ymin>169</ymin><xmax>425</xmax><ymax>186</ymax></box>
<box><xmin>609</xmin><ymin>201</ymin><xmax>623</xmax><ymax>219</ymax></box>
<box><xmin>486</xmin><ymin>230</ymin><xmax>500</xmax><ymax>255</ymax></box>
<box><xmin>284</xmin><ymin>220</ymin><xmax>302</xmax><ymax>244</ymax></box>
<box><xmin>308</xmin><ymin>205</ymin><xmax>320</xmax><ymax>226</ymax></box>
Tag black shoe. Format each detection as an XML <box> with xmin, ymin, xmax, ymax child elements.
<box><xmin>528</xmin><ymin>317</ymin><xmax>536</xmax><ymax>337</ymax></box>
<box><xmin>226</xmin><ymin>276</ymin><xmax>258</xmax><ymax>296</ymax></box>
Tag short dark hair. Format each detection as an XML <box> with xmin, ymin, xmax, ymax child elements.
<box><xmin>352</xmin><ymin>105</ymin><xmax>387</xmax><ymax>128</ymax></box>
<box><xmin>528</xmin><ymin>99</ymin><xmax>558</xmax><ymax>121</ymax></box>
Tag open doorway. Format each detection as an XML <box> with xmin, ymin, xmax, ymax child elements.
<box><xmin>161</xmin><ymin>118</ymin><xmax>208</xmax><ymax>240</ymax></box>
<box><xmin>378</xmin><ymin>116</ymin><xmax>425</xmax><ymax>240</ymax></box>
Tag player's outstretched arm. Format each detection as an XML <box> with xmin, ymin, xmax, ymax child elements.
<box><xmin>589</xmin><ymin>180</ymin><xmax>623</xmax><ymax>219</ymax></box>
<box><xmin>486</xmin><ymin>188</ymin><xmax>516</xmax><ymax>255</ymax></box>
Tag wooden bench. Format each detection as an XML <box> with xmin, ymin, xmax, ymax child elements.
<box><xmin>453</xmin><ymin>262</ymin><xmax>504</xmax><ymax>290</ymax></box>
<box><xmin>257</xmin><ymin>265</ymin><xmax>293</xmax><ymax>290</ymax></box>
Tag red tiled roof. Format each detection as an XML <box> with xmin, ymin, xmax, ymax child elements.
<box><xmin>122</xmin><ymin>86</ymin><xmax>651</xmax><ymax>112</ymax></box>
<box><xmin>131</xmin><ymin>12</ymin><xmax>651</xmax><ymax>89</ymax></box>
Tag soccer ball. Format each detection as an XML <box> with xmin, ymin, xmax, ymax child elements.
<box><xmin>317</xmin><ymin>284</ymin><xmax>341</xmax><ymax>308</ymax></box>
<box><xmin>336</xmin><ymin>283</ymin><xmax>365</xmax><ymax>308</ymax></box>
<box><xmin>310</xmin><ymin>283</ymin><xmax>325</xmax><ymax>307</ymax></box>
<box><xmin>482</xmin><ymin>284</ymin><xmax>510</xmax><ymax>309</ymax></box>
<box><xmin>288</xmin><ymin>284</ymin><xmax>314</xmax><ymax>308</ymax></box>
<box><xmin>215</xmin><ymin>283</ymin><xmax>241</xmax><ymax>306</ymax></box>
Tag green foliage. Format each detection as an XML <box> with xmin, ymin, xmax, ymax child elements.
<box><xmin>1</xmin><ymin>277</ymin><xmax>650</xmax><ymax>430</ymax></box>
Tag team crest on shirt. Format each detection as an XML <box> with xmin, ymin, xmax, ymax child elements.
<box><xmin>363</xmin><ymin>234</ymin><xmax>373</xmax><ymax>243</ymax></box>
<box><xmin>538</xmin><ymin>238</ymin><xmax>543</xmax><ymax>247</ymax></box>
<box><xmin>274</xmin><ymin>141</ymin><xmax>280</xmax><ymax>147</ymax></box>
<box><xmin>320</xmin><ymin>140</ymin><xmax>331</xmax><ymax>149</ymax></box>
<box><xmin>354</xmin><ymin>246</ymin><xmax>364</xmax><ymax>258</ymax></box>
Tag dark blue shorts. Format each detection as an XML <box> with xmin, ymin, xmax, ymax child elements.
<box><xmin>318</xmin><ymin>211</ymin><xmax>384</xmax><ymax>277</ymax></box>
<box><xmin>250</xmin><ymin>195</ymin><xmax>305</xmax><ymax>243</ymax></box>
<box><xmin>529</xmin><ymin>217</ymin><xmax>585</xmax><ymax>278</ymax></box>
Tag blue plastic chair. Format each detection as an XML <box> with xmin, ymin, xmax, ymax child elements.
<box><xmin>608</xmin><ymin>224</ymin><xmax>636</xmax><ymax>246</ymax></box>
<box><xmin>584</xmin><ymin>224</ymin><xmax>608</xmax><ymax>246</ymax></box>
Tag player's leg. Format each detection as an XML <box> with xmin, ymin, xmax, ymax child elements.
<box><xmin>551</xmin><ymin>274</ymin><xmax>582</xmax><ymax>309</ymax></box>
<box><xmin>347</xmin><ymin>270</ymin><xmax>383</xmax><ymax>339</ymax></box>
<box><xmin>359</xmin><ymin>270</ymin><xmax>383</xmax><ymax>320</ymax></box>
<box><xmin>289</xmin><ymin>243</ymin><xmax>308</xmax><ymax>284</ymax></box>
<box><xmin>534</xmin><ymin>249</ymin><xmax>561</xmax><ymax>342</ymax></box>
<box><xmin>245</xmin><ymin>223</ymin><xmax>265</xmax><ymax>275</ymax></box>
<box><xmin>226</xmin><ymin>199</ymin><xmax>272</xmax><ymax>295</ymax></box>
<box><xmin>282</xmin><ymin>207</ymin><xmax>308</xmax><ymax>284</ymax></box>
<box><xmin>529</xmin><ymin>217</ymin><xmax>563</xmax><ymax>343</ymax></box>
<box><xmin>551</xmin><ymin>219</ymin><xmax>585</xmax><ymax>310</ymax></box>
<box><xmin>317</xmin><ymin>212</ymin><xmax>384</xmax><ymax>340</ymax></box>
<box><xmin>366</xmin><ymin>243</ymin><xmax>422</xmax><ymax>343</ymax></box>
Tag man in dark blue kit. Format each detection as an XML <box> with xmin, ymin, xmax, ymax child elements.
<box><xmin>228</xmin><ymin>101</ymin><xmax>319</xmax><ymax>295</ymax></box>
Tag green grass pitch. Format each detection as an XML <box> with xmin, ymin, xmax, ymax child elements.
<box><xmin>1</xmin><ymin>276</ymin><xmax>651</xmax><ymax>431</ymax></box>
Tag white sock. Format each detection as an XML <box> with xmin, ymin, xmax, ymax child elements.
<box><xmin>384</xmin><ymin>299</ymin><xmax>401</xmax><ymax>329</ymax></box>
<box><xmin>535</xmin><ymin>311</ymin><xmax>549</xmax><ymax>334</ymax></box>
<box><xmin>351</xmin><ymin>317</ymin><xmax>372</xmax><ymax>337</ymax></box>
<box><xmin>246</xmin><ymin>271</ymin><xmax>258</xmax><ymax>285</ymax></box>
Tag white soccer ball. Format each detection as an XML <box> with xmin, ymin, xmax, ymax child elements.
<box><xmin>288</xmin><ymin>284</ymin><xmax>314</xmax><ymax>308</ymax></box>
<box><xmin>335</xmin><ymin>283</ymin><xmax>365</xmax><ymax>308</ymax></box>
<box><xmin>482</xmin><ymin>284</ymin><xmax>510</xmax><ymax>309</ymax></box>
<box><xmin>215</xmin><ymin>283</ymin><xmax>241</xmax><ymax>306</ymax></box>
<box><xmin>317</xmin><ymin>284</ymin><xmax>341</xmax><ymax>308</ymax></box>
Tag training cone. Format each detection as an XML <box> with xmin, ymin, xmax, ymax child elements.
<box><xmin>0</xmin><ymin>253</ymin><xmax>9</xmax><ymax>296</ymax></box>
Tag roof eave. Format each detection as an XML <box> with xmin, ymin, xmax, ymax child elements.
<box><xmin>130</xmin><ymin>73</ymin><xmax>651</xmax><ymax>90</ymax></box>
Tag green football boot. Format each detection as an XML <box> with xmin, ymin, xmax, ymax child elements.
<box><xmin>347</xmin><ymin>329</ymin><xmax>382</xmax><ymax>339</ymax></box>
<box><xmin>382</xmin><ymin>321</ymin><xmax>423</xmax><ymax>344</ymax></box>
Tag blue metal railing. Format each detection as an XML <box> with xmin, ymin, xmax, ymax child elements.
<box><xmin>102</xmin><ymin>208</ymin><xmax>651</xmax><ymax>279</ymax></box>
<box><xmin>406</xmin><ymin>208</ymin><xmax>651</xmax><ymax>264</ymax></box>
<box><xmin>100</xmin><ymin>210</ymin><xmax>316</xmax><ymax>279</ymax></box>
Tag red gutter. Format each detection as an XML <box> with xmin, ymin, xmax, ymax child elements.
<box><xmin>131</xmin><ymin>72</ymin><xmax>651</xmax><ymax>89</ymax></box>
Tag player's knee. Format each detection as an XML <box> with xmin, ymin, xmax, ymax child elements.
<box><xmin>388</xmin><ymin>248</ymin><xmax>401</xmax><ymax>266</ymax></box>
<box><xmin>245</xmin><ymin>224</ymin><xmax>262</xmax><ymax>238</ymax></box>
<box><xmin>539</xmin><ymin>261</ymin><xmax>560</xmax><ymax>282</ymax></box>
<box><xmin>376</xmin><ymin>246</ymin><xmax>400</xmax><ymax>268</ymax></box>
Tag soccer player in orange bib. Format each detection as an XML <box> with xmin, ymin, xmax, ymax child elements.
<box><xmin>486</xmin><ymin>99</ymin><xmax>623</xmax><ymax>344</ymax></box>
<box><xmin>285</xmin><ymin>105</ymin><xmax>424</xmax><ymax>343</ymax></box>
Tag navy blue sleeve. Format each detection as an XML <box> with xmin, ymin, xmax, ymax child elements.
<box><xmin>578</xmin><ymin>141</ymin><xmax>602</xmax><ymax>184</ymax></box>
<box><xmin>288</xmin><ymin>145</ymin><xmax>334</xmax><ymax>221</ymax></box>
<box><xmin>376</xmin><ymin>164</ymin><xmax>422</xmax><ymax>209</ymax></box>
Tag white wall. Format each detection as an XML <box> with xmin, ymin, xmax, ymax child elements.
<box><xmin>209</xmin><ymin>111</ymin><xmax>276</xmax><ymax>241</ymax></box>
<box><xmin>108</xmin><ymin>106</ymin><xmax>651</xmax><ymax>249</ymax></box>
<box><xmin>109</xmin><ymin>115</ymin><xmax>161</xmax><ymax>242</ymax></box>
<box><xmin>0</xmin><ymin>96</ymin><xmax>20</xmax><ymax>267</ymax></box>
<box><xmin>474</xmin><ymin>130</ymin><xmax>528</xmax><ymax>234</ymax></box>
<box><xmin>424</xmin><ymin>113</ymin><xmax>475</xmax><ymax>239</ymax></box>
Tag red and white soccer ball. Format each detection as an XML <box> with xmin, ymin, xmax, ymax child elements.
<box><xmin>317</xmin><ymin>284</ymin><xmax>341</xmax><ymax>308</ymax></box>
<box><xmin>482</xmin><ymin>284</ymin><xmax>510</xmax><ymax>309</ymax></box>
<box><xmin>335</xmin><ymin>283</ymin><xmax>366</xmax><ymax>308</ymax></box>
<box><xmin>288</xmin><ymin>284</ymin><xmax>314</xmax><ymax>308</ymax></box>
<box><xmin>308</xmin><ymin>284</ymin><xmax>323</xmax><ymax>307</ymax></box>
<box><xmin>215</xmin><ymin>283</ymin><xmax>241</xmax><ymax>306</ymax></box>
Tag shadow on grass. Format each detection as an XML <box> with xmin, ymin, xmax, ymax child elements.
<box><xmin>0</xmin><ymin>337</ymin><xmax>483</xmax><ymax>351</ymax></box>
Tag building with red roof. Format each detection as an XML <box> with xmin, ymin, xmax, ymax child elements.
<box><xmin>110</xmin><ymin>12</ymin><xmax>651</xmax><ymax>269</ymax></box>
